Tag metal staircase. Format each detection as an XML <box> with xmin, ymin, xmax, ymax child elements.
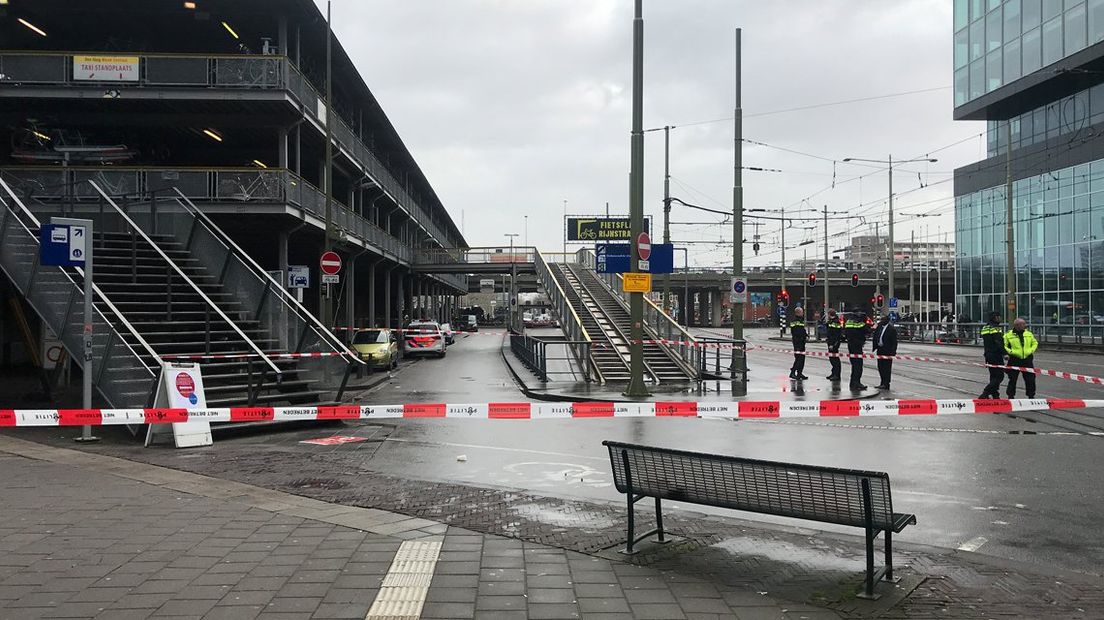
<box><xmin>0</xmin><ymin>176</ymin><xmax>359</xmax><ymax>410</ymax></box>
<box><xmin>550</xmin><ymin>263</ymin><xmax>695</xmax><ymax>384</ymax></box>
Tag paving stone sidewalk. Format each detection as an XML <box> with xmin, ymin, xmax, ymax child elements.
<box><xmin>0</xmin><ymin>435</ymin><xmax>834</xmax><ymax>619</ymax></box>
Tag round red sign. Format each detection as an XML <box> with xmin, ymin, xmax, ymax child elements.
<box><xmin>320</xmin><ymin>251</ymin><xmax>342</xmax><ymax>275</ymax></box>
<box><xmin>637</xmin><ymin>232</ymin><xmax>652</xmax><ymax>261</ymax></box>
<box><xmin>175</xmin><ymin>372</ymin><xmax>195</xmax><ymax>398</ymax></box>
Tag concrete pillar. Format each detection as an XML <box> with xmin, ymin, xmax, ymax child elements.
<box><xmin>345</xmin><ymin>258</ymin><xmax>356</xmax><ymax>332</ymax></box>
<box><xmin>278</xmin><ymin>127</ymin><xmax>289</xmax><ymax>169</ymax></box>
<box><xmin>711</xmin><ymin>289</ymin><xmax>723</xmax><ymax>327</ymax></box>
<box><xmin>294</xmin><ymin>124</ymin><xmax>301</xmax><ymax>174</ymax></box>
<box><xmin>384</xmin><ymin>267</ymin><xmax>393</xmax><ymax>327</ymax></box>
<box><xmin>367</xmin><ymin>260</ymin><xmax>377</xmax><ymax>327</ymax></box>
<box><xmin>277</xmin><ymin>231</ymin><xmax>290</xmax><ymax>350</ymax></box>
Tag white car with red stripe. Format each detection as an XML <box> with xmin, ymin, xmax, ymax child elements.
<box><xmin>404</xmin><ymin>321</ymin><xmax>447</xmax><ymax>358</ymax></box>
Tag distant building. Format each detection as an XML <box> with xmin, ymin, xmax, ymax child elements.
<box><xmin>838</xmin><ymin>236</ymin><xmax>955</xmax><ymax>270</ymax></box>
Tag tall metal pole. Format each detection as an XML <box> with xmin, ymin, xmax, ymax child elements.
<box><xmin>662</xmin><ymin>125</ymin><xmax>672</xmax><ymax>315</ymax></box>
<box><xmin>321</xmin><ymin>0</ymin><xmax>334</xmax><ymax>326</ymax></box>
<box><xmin>802</xmin><ymin>249</ymin><xmax>808</xmax><ymax>306</ymax></box>
<box><xmin>507</xmin><ymin>233</ymin><xmax>518</xmax><ymax>331</ymax></box>
<box><xmin>562</xmin><ymin>199</ymin><xmax>567</xmax><ymax>260</ymax></box>
<box><xmin>887</xmin><ymin>154</ymin><xmax>894</xmax><ymax>304</ymax></box>
<box><xmin>910</xmin><ymin>229</ymin><xmax>916</xmax><ymax>315</ymax></box>
<box><xmin>1005</xmin><ymin>120</ymin><xmax>1016</xmax><ymax>318</ymax></box>
<box><xmin>732</xmin><ymin>28</ymin><xmax>746</xmax><ymax>395</ymax></box>
<box><xmin>779</xmin><ymin>204</ymin><xmax>786</xmax><ymax>338</ymax></box>
<box><xmin>625</xmin><ymin>0</ymin><xmax>648</xmax><ymax>397</ymax></box>
<box><xmin>822</xmin><ymin>204</ymin><xmax>829</xmax><ymax>314</ymax></box>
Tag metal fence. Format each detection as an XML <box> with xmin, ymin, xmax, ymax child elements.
<box><xmin>509</xmin><ymin>332</ymin><xmax>591</xmax><ymax>383</ymax></box>
<box><xmin>895</xmin><ymin>321</ymin><xmax>1104</xmax><ymax>347</ymax></box>
<box><xmin>534</xmin><ymin>250</ymin><xmax>594</xmax><ymax>382</ymax></box>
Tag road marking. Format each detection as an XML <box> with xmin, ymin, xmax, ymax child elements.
<box><xmin>365</xmin><ymin>539</ymin><xmax>442</xmax><ymax>620</ymax></box>
<box><xmin>957</xmin><ymin>536</ymin><xmax>988</xmax><ymax>552</ymax></box>
<box><xmin>383</xmin><ymin>436</ymin><xmax>607</xmax><ymax>461</ymax></box>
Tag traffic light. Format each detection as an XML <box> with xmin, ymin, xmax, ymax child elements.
<box><xmin>870</xmin><ymin>296</ymin><xmax>877</xmax><ymax>306</ymax></box>
<box><xmin>876</xmin><ymin>294</ymin><xmax>885</xmax><ymax>307</ymax></box>
<box><xmin>780</xmin><ymin>290</ymin><xmax>790</xmax><ymax>305</ymax></box>
<box><xmin>808</xmin><ymin>272</ymin><xmax>817</xmax><ymax>286</ymax></box>
<box><xmin>851</xmin><ymin>273</ymin><xmax>859</xmax><ymax>287</ymax></box>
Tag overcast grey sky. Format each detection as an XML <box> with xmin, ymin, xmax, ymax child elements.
<box><xmin>321</xmin><ymin>0</ymin><xmax>983</xmax><ymax>267</ymax></box>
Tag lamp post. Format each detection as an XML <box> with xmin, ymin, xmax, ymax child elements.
<box><xmin>842</xmin><ymin>155</ymin><xmax>938</xmax><ymax>306</ymax></box>
<box><xmin>624</xmin><ymin>0</ymin><xmax>648</xmax><ymax>397</ymax></box>
<box><xmin>505</xmin><ymin>233</ymin><xmax>518</xmax><ymax>332</ymax></box>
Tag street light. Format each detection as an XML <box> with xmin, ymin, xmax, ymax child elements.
<box><xmin>841</xmin><ymin>155</ymin><xmax>937</xmax><ymax>306</ymax></box>
<box><xmin>505</xmin><ymin>233</ymin><xmax>519</xmax><ymax>332</ymax></box>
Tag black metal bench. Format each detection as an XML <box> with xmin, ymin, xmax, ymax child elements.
<box><xmin>603</xmin><ymin>440</ymin><xmax>917</xmax><ymax>600</ymax></box>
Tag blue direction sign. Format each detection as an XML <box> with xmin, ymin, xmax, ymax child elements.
<box><xmin>595</xmin><ymin>243</ymin><xmax>674</xmax><ymax>274</ymax></box>
<box><xmin>777</xmin><ymin>305</ymin><xmax>787</xmax><ymax>317</ymax></box>
<box><xmin>889</xmin><ymin>311</ymin><xmax>900</xmax><ymax>322</ymax></box>
<box><xmin>888</xmin><ymin>297</ymin><xmax>899</xmax><ymax>308</ymax></box>
<box><xmin>40</xmin><ymin>224</ymin><xmax>87</xmax><ymax>267</ymax></box>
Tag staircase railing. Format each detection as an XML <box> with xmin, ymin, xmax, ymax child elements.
<box><xmin>88</xmin><ymin>180</ymin><xmax>283</xmax><ymax>378</ymax></box>
<box><xmin>575</xmin><ymin>248</ymin><xmax>700</xmax><ymax>379</ymax></box>
<box><xmin>168</xmin><ymin>189</ymin><xmax>360</xmax><ymax>397</ymax></box>
<box><xmin>533</xmin><ymin>250</ymin><xmax>595</xmax><ymax>382</ymax></box>
<box><xmin>0</xmin><ymin>178</ymin><xmax>159</xmax><ymax>407</ymax></box>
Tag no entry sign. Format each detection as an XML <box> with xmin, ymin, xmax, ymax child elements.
<box><xmin>320</xmin><ymin>251</ymin><xmax>342</xmax><ymax>275</ymax></box>
<box><xmin>637</xmin><ymin>232</ymin><xmax>651</xmax><ymax>261</ymax></box>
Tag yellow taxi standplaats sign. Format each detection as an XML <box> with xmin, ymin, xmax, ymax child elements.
<box><xmin>622</xmin><ymin>273</ymin><xmax>652</xmax><ymax>293</ymax></box>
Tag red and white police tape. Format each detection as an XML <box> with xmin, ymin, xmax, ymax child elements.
<box><xmin>750</xmin><ymin>344</ymin><xmax>1104</xmax><ymax>385</ymax></box>
<box><xmin>1</xmin><ymin>398</ymin><xmax>1099</xmax><ymax>427</ymax></box>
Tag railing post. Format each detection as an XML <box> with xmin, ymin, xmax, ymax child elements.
<box><xmin>205</xmin><ymin>305</ymin><xmax>211</xmax><ymax>355</ymax></box>
<box><xmin>166</xmin><ymin>264</ymin><xmax>173</xmax><ymax>321</ymax></box>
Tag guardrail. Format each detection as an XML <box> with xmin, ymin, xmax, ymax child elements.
<box><xmin>534</xmin><ymin>250</ymin><xmax>594</xmax><ymax>382</ymax></box>
<box><xmin>893</xmin><ymin>321</ymin><xmax>1104</xmax><ymax>347</ymax></box>
<box><xmin>0</xmin><ymin>50</ymin><xmax>460</xmax><ymax>250</ymax></box>
<box><xmin>414</xmin><ymin>247</ymin><xmax>535</xmax><ymax>266</ymax></box>
<box><xmin>509</xmin><ymin>332</ymin><xmax>592</xmax><ymax>383</ymax></box>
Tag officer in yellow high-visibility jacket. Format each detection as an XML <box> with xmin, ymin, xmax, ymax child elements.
<box><xmin>1003</xmin><ymin>318</ymin><xmax>1038</xmax><ymax>399</ymax></box>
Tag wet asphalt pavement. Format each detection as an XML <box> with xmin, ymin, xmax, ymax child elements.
<box><xmin>334</xmin><ymin>327</ymin><xmax>1104</xmax><ymax>575</ymax></box>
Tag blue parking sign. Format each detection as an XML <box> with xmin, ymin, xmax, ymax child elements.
<box><xmin>888</xmin><ymin>297</ymin><xmax>898</xmax><ymax>308</ymax></box>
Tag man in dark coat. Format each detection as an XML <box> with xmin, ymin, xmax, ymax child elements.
<box><xmin>824</xmin><ymin>308</ymin><xmax>843</xmax><ymax>381</ymax></box>
<box><xmin>789</xmin><ymin>307</ymin><xmax>808</xmax><ymax>380</ymax></box>
<box><xmin>871</xmin><ymin>315</ymin><xmax>898</xmax><ymax>390</ymax></box>
<box><xmin>844</xmin><ymin>310</ymin><xmax>870</xmax><ymax>390</ymax></box>
<box><xmin>978</xmin><ymin>311</ymin><xmax>1005</xmax><ymax>399</ymax></box>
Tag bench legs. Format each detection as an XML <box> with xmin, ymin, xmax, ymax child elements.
<box><xmin>856</xmin><ymin>479</ymin><xmax>882</xmax><ymax>600</ymax></box>
<box><xmin>884</xmin><ymin>530</ymin><xmax>899</xmax><ymax>583</ymax></box>
<box><xmin>655</xmin><ymin>497</ymin><xmax>666</xmax><ymax>543</ymax></box>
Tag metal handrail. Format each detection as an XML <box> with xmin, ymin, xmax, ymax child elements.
<box><xmin>89</xmin><ymin>180</ymin><xmax>282</xmax><ymax>376</ymax></box>
<box><xmin>171</xmin><ymin>189</ymin><xmax>364</xmax><ymax>365</ymax></box>
<box><xmin>0</xmin><ymin>177</ymin><xmax>161</xmax><ymax>365</ymax></box>
<box><xmin>534</xmin><ymin>249</ymin><xmax>597</xmax><ymax>383</ymax></box>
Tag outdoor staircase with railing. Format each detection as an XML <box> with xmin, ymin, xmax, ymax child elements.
<box><xmin>0</xmin><ymin>176</ymin><xmax>359</xmax><ymax>411</ymax></box>
<box><xmin>90</xmin><ymin>231</ymin><xmax>325</xmax><ymax>407</ymax></box>
<box><xmin>550</xmin><ymin>262</ymin><xmax>694</xmax><ymax>384</ymax></box>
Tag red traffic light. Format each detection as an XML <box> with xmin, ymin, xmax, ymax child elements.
<box><xmin>808</xmin><ymin>272</ymin><xmax>817</xmax><ymax>285</ymax></box>
<box><xmin>780</xmin><ymin>290</ymin><xmax>790</xmax><ymax>303</ymax></box>
<box><xmin>851</xmin><ymin>273</ymin><xmax>859</xmax><ymax>287</ymax></box>
<box><xmin>876</xmin><ymin>294</ymin><xmax>885</xmax><ymax>307</ymax></box>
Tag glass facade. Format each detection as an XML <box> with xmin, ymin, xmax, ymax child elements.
<box><xmin>984</xmin><ymin>81</ymin><xmax>1104</xmax><ymax>156</ymax></box>
<box><xmin>954</xmin><ymin>0</ymin><xmax>1104</xmax><ymax>108</ymax></box>
<box><xmin>955</xmin><ymin>159</ymin><xmax>1104</xmax><ymax>328</ymax></box>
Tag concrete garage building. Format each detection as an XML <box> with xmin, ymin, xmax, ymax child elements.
<box><xmin>0</xmin><ymin>0</ymin><xmax>467</xmax><ymax>406</ymax></box>
<box><xmin>954</xmin><ymin>0</ymin><xmax>1104</xmax><ymax>337</ymax></box>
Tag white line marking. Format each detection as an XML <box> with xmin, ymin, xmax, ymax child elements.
<box><xmin>365</xmin><ymin>540</ymin><xmax>442</xmax><ymax>620</ymax></box>
<box><xmin>384</xmin><ymin>437</ymin><xmax>607</xmax><ymax>461</ymax></box>
<box><xmin>957</xmin><ymin>536</ymin><xmax>988</xmax><ymax>552</ymax></box>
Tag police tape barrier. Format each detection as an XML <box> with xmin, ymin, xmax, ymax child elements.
<box><xmin>2</xmin><ymin>398</ymin><xmax>1100</xmax><ymax>427</ymax></box>
<box><xmin>750</xmin><ymin>345</ymin><xmax>1104</xmax><ymax>386</ymax></box>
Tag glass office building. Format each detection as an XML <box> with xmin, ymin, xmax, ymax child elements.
<box><xmin>954</xmin><ymin>0</ymin><xmax>1104</xmax><ymax>338</ymax></box>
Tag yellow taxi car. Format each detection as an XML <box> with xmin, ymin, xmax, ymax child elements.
<box><xmin>351</xmin><ymin>328</ymin><xmax>400</xmax><ymax>370</ymax></box>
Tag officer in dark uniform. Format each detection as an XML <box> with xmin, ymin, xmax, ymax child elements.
<box><xmin>789</xmin><ymin>306</ymin><xmax>809</xmax><ymax>380</ymax></box>
<box><xmin>844</xmin><ymin>310</ymin><xmax>870</xmax><ymax>390</ymax></box>
<box><xmin>825</xmin><ymin>308</ymin><xmax>843</xmax><ymax>381</ymax></box>
<box><xmin>978</xmin><ymin>311</ymin><xmax>1005</xmax><ymax>399</ymax></box>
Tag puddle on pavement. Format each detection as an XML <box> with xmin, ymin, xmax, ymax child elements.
<box><xmin>498</xmin><ymin>461</ymin><xmax>611</xmax><ymax>489</ymax></box>
<box><xmin>711</xmin><ymin>536</ymin><xmax>865</xmax><ymax>572</ymax></box>
<box><xmin>508</xmin><ymin>501</ymin><xmax>618</xmax><ymax>530</ymax></box>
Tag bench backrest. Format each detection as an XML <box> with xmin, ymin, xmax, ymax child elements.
<box><xmin>604</xmin><ymin>441</ymin><xmax>896</xmax><ymax>530</ymax></box>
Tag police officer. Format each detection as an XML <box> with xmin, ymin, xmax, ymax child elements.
<box><xmin>978</xmin><ymin>312</ymin><xmax>1005</xmax><ymax>399</ymax></box>
<box><xmin>871</xmin><ymin>315</ymin><xmax>898</xmax><ymax>390</ymax></box>
<box><xmin>1003</xmin><ymin>317</ymin><xmax>1038</xmax><ymax>398</ymax></box>
<box><xmin>825</xmin><ymin>308</ymin><xmax>843</xmax><ymax>381</ymax></box>
<box><xmin>844</xmin><ymin>310</ymin><xmax>870</xmax><ymax>390</ymax></box>
<box><xmin>789</xmin><ymin>307</ymin><xmax>809</xmax><ymax>380</ymax></box>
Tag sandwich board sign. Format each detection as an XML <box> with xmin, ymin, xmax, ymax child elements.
<box><xmin>145</xmin><ymin>362</ymin><xmax>213</xmax><ymax>448</ymax></box>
